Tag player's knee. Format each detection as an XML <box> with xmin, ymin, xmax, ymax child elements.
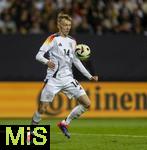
<box><xmin>38</xmin><ymin>106</ymin><xmax>45</xmax><ymax>114</ymax></box>
<box><xmin>85</xmin><ymin>100</ymin><xmax>91</xmax><ymax>109</ymax></box>
<box><xmin>82</xmin><ymin>100</ymin><xmax>91</xmax><ymax>109</ymax></box>
<box><xmin>78</xmin><ymin>95</ymin><xmax>91</xmax><ymax>109</ymax></box>
<box><xmin>38</xmin><ymin>102</ymin><xmax>49</xmax><ymax>114</ymax></box>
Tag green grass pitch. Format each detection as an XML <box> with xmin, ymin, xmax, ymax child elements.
<box><xmin>0</xmin><ymin>118</ymin><xmax>147</xmax><ymax>150</ymax></box>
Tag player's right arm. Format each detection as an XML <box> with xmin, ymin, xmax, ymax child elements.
<box><xmin>36</xmin><ymin>35</ymin><xmax>55</xmax><ymax>69</ymax></box>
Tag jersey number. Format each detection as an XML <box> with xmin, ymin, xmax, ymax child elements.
<box><xmin>71</xmin><ymin>80</ymin><xmax>82</xmax><ymax>90</ymax></box>
<box><xmin>64</xmin><ymin>49</ymin><xmax>70</xmax><ymax>56</ymax></box>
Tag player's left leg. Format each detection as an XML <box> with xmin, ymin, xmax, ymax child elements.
<box><xmin>58</xmin><ymin>94</ymin><xmax>90</xmax><ymax>138</ymax></box>
<box><xmin>58</xmin><ymin>79</ymin><xmax>90</xmax><ymax>138</ymax></box>
<box><xmin>64</xmin><ymin>94</ymin><xmax>90</xmax><ymax>125</ymax></box>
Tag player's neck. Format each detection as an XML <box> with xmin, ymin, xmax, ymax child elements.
<box><xmin>58</xmin><ymin>32</ymin><xmax>68</xmax><ymax>37</ymax></box>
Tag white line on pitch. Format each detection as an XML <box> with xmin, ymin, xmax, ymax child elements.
<box><xmin>56</xmin><ymin>132</ymin><xmax>147</xmax><ymax>138</ymax></box>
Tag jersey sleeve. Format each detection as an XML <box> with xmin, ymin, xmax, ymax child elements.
<box><xmin>72</xmin><ymin>40</ymin><xmax>92</xmax><ymax>80</ymax></box>
<box><xmin>36</xmin><ymin>35</ymin><xmax>55</xmax><ymax>65</ymax></box>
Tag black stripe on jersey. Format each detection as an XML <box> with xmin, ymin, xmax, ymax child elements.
<box><xmin>53</xmin><ymin>61</ymin><xmax>59</xmax><ymax>78</ymax></box>
<box><xmin>47</xmin><ymin>33</ymin><xmax>60</xmax><ymax>40</ymax></box>
<box><xmin>67</xmin><ymin>35</ymin><xmax>75</xmax><ymax>40</ymax></box>
<box><xmin>53</xmin><ymin>33</ymin><xmax>60</xmax><ymax>37</ymax></box>
<box><xmin>44</xmin><ymin>51</ymin><xmax>50</xmax><ymax>59</ymax></box>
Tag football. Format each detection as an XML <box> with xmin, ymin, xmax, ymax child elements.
<box><xmin>75</xmin><ymin>44</ymin><xmax>91</xmax><ymax>61</ymax></box>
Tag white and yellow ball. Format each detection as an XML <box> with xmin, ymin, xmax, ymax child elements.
<box><xmin>75</xmin><ymin>44</ymin><xmax>91</xmax><ymax>61</ymax></box>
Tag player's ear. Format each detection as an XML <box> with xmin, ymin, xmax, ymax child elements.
<box><xmin>57</xmin><ymin>22</ymin><xmax>60</xmax><ymax>30</ymax></box>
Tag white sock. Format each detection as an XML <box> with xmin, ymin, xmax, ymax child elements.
<box><xmin>32</xmin><ymin>111</ymin><xmax>41</xmax><ymax>125</ymax></box>
<box><xmin>65</xmin><ymin>105</ymin><xmax>87</xmax><ymax>125</ymax></box>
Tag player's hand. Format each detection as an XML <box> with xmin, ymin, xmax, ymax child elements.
<box><xmin>47</xmin><ymin>60</ymin><xmax>55</xmax><ymax>70</ymax></box>
<box><xmin>90</xmin><ymin>76</ymin><xmax>98</xmax><ymax>81</ymax></box>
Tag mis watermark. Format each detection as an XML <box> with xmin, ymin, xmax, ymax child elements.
<box><xmin>0</xmin><ymin>125</ymin><xmax>50</xmax><ymax>150</ymax></box>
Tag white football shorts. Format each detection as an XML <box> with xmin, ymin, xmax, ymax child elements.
<box><xmin>40</xmin><ymin>77</ymin><xmax>86</xmax><ymax>102</ymax></box>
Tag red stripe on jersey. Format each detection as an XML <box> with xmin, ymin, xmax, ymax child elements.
<box><xmin>48</xmin><ymin>34</ymin><xmax>55</xmax><ymax>43</ymax></box>
<box><xmin>44</xmin><ymin>34</ymin><xmax>55</xmax><ymax>44</ymax></box>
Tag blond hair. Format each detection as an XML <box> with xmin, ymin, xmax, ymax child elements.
<box><xmin>57</xmin><ymin>12</ymin><xmax>72</xmax><ymax>23</ymax></box>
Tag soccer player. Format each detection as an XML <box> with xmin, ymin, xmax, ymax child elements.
<box><xmin>31</xmin><ymin>12</ymin><xmax>98</xmax><ymax>139</ymax></box>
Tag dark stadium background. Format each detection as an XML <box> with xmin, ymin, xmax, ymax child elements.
<box><xmin>0</xmin><ymin>34</ymin><xmax>147</xmax><ymax>81</ymax></box>
<box><xmin>0</xmin><ymin>0</ymin><xmax>147</xmax><ymax>81</ymax></box>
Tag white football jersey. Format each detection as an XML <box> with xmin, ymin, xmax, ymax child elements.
<box><xmin>36</xmin><ymin>33</ymin><xmax>92</xmax><ymax>80</ymax></box>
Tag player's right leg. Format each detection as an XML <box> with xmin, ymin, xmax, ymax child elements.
<box><xmin>31</xmin><ymin>101</ymin><xmax>49</xmax><ymax>125</ymax></box>
<box><xmin>31</xmin><ymin>80</ymin><xmax>59</xmax><ymax>125</ymax></box>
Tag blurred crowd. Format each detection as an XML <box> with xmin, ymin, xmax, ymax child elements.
<box><xmin>0</xmin><ymin>0</ymin><xmax>147</xmax><ymax>35</ymax></box>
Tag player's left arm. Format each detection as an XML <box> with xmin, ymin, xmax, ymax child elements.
<box><xmin>73</xmin><ymin>56</ymin><xmax>98</xmax><ymax>81</ymax></box>
<box><xmin>72</xmin><ymin>40</ymin><xmax>98</xmax><ymax>81</ymax></box>
<box><xmin>90</xmin><ymin>76</ymin><xmax>98</xmax><ymax>81</ymax></box>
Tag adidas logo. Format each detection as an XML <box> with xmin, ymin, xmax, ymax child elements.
<box><xmin>58</xmin><ymin>43</ymin><xmax>62</xmax><ymax>46</ymax></box>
